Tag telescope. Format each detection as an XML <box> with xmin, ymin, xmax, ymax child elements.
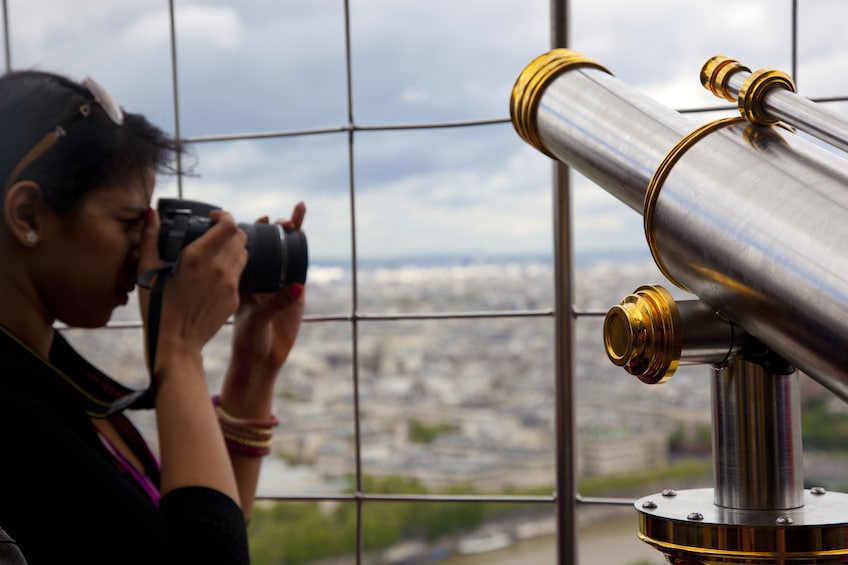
<box><xmin>512</xmin><ymin>50</ymin><xmax>848</xmax><ymax>564</ymax></box>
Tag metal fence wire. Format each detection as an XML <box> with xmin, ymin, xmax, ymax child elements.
<box><xmin>5</xmin><ymin>0</ymin><xmax>848</xmax><ymax>563</ymax></box>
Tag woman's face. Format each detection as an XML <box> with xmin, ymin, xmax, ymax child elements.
<box><xmin>34</xmin><ymin>173</ymin><xmax>152</xmax><ymax>328</ymax></box>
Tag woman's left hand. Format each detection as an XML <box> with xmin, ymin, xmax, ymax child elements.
<box><xmin>218</xmin><ymin>202</ymin><xmax>305</xmax><ymax>514</ymax></box>
<box><xmin>228</xmin><ymin>202</ymin><xmax>307</xmax><ymax>385</ymax></box>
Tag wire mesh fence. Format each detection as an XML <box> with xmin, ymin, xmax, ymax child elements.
<box><xmin>4</xmin><ymin>1</ymin><xmax>847</xmax><ymax>563</ymax></box>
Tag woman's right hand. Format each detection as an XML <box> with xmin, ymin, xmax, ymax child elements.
<box><xmin>137</xmin><ymin>208</ymin><xmax>246</xmax><ymax>503</ymax></box>
<box><xmin>138</xmin><ymin>208</ymin><xmax>248</xmax><ymax>373</ymax></box>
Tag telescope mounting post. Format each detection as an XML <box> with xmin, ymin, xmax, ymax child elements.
<box><xmin>606</xmin><ymin>287</ymin><xmax>848</xmax><ymax>564</ymax></box>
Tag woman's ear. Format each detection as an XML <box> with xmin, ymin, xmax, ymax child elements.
<box><xmin>4</xmin><ymin>181</ymin><xmax>43</xmax><ymax>247</ymax></box>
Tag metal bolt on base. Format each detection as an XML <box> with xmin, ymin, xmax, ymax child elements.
<box><xmin>635</xmin><ymin>488</ymin><xmax>848</xmax><ymax>564</ymax></box>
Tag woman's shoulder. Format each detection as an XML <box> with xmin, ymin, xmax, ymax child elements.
<box><xmin>0</xmin><ymin>527</ymin><xmax>28</xmax><ymax>565</ymax></box>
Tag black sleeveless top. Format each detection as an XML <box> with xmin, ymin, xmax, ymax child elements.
<box><xmin>0</xmin><ymin>326</ymin><xmax>248</xmax><ymax>565</ymax></box>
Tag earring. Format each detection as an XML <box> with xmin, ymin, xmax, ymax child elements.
<box><xmin>24</xmin><ymin>231</ymin><xmax>39</xmax><ymax>246</ymax></box>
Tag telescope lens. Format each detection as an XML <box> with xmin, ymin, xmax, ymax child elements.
<box><xmin>604</xmin><ymin>305</ymin><xmax>637</xmax><ymax>366</ymax></box>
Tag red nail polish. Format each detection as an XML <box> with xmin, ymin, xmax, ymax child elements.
<box><xmin>288</xmin><ymin>283</ymin><xmax>304</xmax><ymax>300</ymax></box>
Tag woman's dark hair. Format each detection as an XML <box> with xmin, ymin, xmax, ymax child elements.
<box><xmin>0</xmin><ymin>69</ymin><xmax>183</xmax><ymax>212</ymax></box>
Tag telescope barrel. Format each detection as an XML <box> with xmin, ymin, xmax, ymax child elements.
<box><xmin>512</xmin><ymin>49</ymin><xmax>848</xmax><ymax>401</ymax></box>
<box><xmin>701</xmin><ymin>55</ymin><xmax>848</xmax><ymax>154</ymax></box>
<box><xmin>511</xmin><ymin>51</ymin><xmax>702</xmax><ymax>213</ymax></box>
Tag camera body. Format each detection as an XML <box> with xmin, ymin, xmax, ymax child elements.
<box><xmin>157</xmin><ymin>198</ymin><xmax>308</xmax><ymax>293</ymax></box>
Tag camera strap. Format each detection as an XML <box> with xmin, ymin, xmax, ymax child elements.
<box><xmin>137</xmin><ymin>259</ymin><xmax>180</xmax><ymax>395</ymax></box>
<box><xmin>0</xmin><ymin>323</ymin><xmax>152</xmax><ymax>416</ymax></box>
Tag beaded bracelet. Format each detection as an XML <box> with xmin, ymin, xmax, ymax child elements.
<box><xmin>212</xmin><ymin>395</ymin><xmax>279</xmax><ymax>457</ymax></box>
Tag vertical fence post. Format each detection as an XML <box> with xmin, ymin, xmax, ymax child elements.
<box><xmin>550</xmin><ymin>1</ymin><xmax>578</xmax><ymax>563</ymax></box>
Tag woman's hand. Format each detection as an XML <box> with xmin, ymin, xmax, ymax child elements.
<box><xmin>228</xmin><ymin>202</ymin><xmax>307</xmax><ymax>385</ymax></box>
<box><xmin>137</xmin><ymin>208</ymin><xmax>248</xmax><ymax>374</ymax></box>
<box><xmin>217</xmin><ymin>202</ymin><xmax>305</xmax><ymax>518</ymax></box>
<box><xmin>137</xmin><ymin>208</ymin><xmax>247</xmax><ymax>505</ymax></box>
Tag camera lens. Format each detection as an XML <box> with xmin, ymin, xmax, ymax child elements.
<box><xmin>282</xmin><ymin>230</ymin><xmax>308</xmax><ymax>286</ymax></box>
<box><xmin>239</xmin><ymin>223</ymin><xmax>308</xmax><ymax>293</ymax></box>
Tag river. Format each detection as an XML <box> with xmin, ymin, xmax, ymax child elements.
<box><xmin>436</xmin><ymin>513</ymin><xmax>664</xmax><ymax>565</ymax></box>
<box><xmin>257</xmin><ymin>460</ymin><xmax>667</xmax><ymax>565</ymax></box>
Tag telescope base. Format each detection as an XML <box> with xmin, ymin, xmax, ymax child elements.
<box><xmin>635</xmin><ymin>488</ymin><xmax>848</xmax><ymax>564</ymax></box>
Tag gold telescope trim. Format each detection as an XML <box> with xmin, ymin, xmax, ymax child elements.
<box><xmin>638</xmin><ymin>530</ymin><xmax>848</xmax><ymax>564</ymax></box>
<box><xmin>510</xmin><ymin>48</ymin><xmax>611</xmax><ymax>158</ymax></box>
<box><xmin>738</xmin><ymin>68</ymin><xmax>796</xmax><ymax>125</ymax></box>
<box><xmin>644</xmin><ymin>116</ymin><xmax>746</xmax><ymax>292</ymax></box>
<box><xmin>603</xmin><ymin>285</ymin><xmax>682</xmax><ymax>385</ymax></box>
<box><xmin>701</xmin><ymin>55</ymin><xmax>797</xmax><ymax>125</ymax></box>
<box><xmin>700</xmin><ymin>55</ymin><xmax>751</xmax><ymax>102</ymax></box>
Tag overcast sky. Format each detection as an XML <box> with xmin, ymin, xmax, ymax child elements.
<box><xmin>3</xmin><ymin>0</ymin><xmax>847</xmax><ymax>263</ymax></box>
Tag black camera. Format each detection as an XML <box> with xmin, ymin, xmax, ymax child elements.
<box><xmin>157</xmin><ymin>198</ymin><xmax>308</xmax><ymax>293</ymax></box>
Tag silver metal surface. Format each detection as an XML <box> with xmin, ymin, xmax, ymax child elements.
<box><xmin>652</xmin><ymin>120</ymin><xmax>848</xmax><ymax>401</ymax></box>
<box><xmin>2</xmin><ymin>0</ymin><xmax>10</xmax><ymax>71</ymax></box>
<box><xmin>552</xmin><ymin>159</ymin><xmax>577</xmax><ymax>565</ymax></box>
<box><xmin>529</xmin><ymin>63</ymin><xmax>848</xmax><ymax>402</ymax></box>
<box><xmin>722</xmin><ymin>70</ymin><xmax>848</xmax><ymax>154</ymax></box>
<box><xmin>550</xmin><ymin>5</ymin><xmax>579</xmax><ymax>565</ymax></box>
<box><xmin>167</xmin><ymin>0</ymin><xmax>184</xmax><ymax>187</ymax></box>
<box><xmin>636</xmin><ymin>487</ymin><xmax>848</xmax><ymax>564</ymax></box>
<box><xmin>636</xmin><ymin>488</ymin><xmax>848</xmax><ymax>527</ymax></box>
<box><xmin>535</xmin><ymin>66</ymin><xmax>701</xmax><ymax>212</ymax></box>
<box><xmin>711</xmin><ymin>361</ymin><xmax>803</xmax><ymax>511</ymax></box>
<box><xmin>676</xmin><ymin>299</ymin><xmax>742</xmax><ymax>366</ymax></box>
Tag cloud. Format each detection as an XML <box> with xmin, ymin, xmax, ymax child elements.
<box><xmin>348</xmin><ymin>0</ymin><xmax>550</xmax><ymax>123</ymax></box>
<box><xmin>177</xmin><ymin>5</ymin><xmax>245</xmax><ymax>50</ymax></box>
<box><xmin>171</xmin><ymin>123</ymin><xmax>552</xmax><ymax>260</ymax></box>
<box><xmin>122</xmin><ymin>5</ymin><xmax>245</xmax><ymax>52</ymax></box>
<box><xmin>570</xmin><ymin>0</ymin><xmax>797</xmax><ymax>109</ymax></box>
<box><xmin>572</xmin><ymin>177</ymin><xmax>645</xmax><ymax>254</ymax></box>
<box><xmin>5</xmin><ymin>0</ymin><xmax>848</xmax><ymax>262</ymax></box>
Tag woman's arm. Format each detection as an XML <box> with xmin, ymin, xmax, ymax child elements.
<box><xmin>218</xmin><ymin>202</ymin><xmax>306</xmax><ymax>518</ymax></box>
<box><xmin>0</xmin><ymin>393</ymin><xmax>248</xmax><ymax>564</ymax></box>
<box><xmin>138</xmin><ymin>209</ymin><xmax>247</xmax><ymax>504</ymax></box>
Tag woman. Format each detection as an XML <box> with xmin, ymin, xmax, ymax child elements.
<box><xmin>0</xmin><ymin>70</ymin><xmax>305</xmax><ymax>564</ymax></box>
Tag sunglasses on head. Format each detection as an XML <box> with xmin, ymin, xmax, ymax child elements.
<box><xmin>4</xmin><ymin>76</ymin><xmax>124</xmax><ymax>191</ymax></box>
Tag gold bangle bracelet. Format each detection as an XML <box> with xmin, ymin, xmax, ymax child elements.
<box><xmin>219</xmin><ymin>423</ymin><xmax>274</xmax><ymax>441</ymax></box>
<box><xmin>222</xmin><ymin>431</ymin><xmax>273</xmax><ymax>450</ymax></box>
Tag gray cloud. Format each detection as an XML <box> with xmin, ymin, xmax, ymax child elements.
<box><xmin>4</xmin><ymin>0</ymin><xmax>847</xmax><ymax>261</ymax></box>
